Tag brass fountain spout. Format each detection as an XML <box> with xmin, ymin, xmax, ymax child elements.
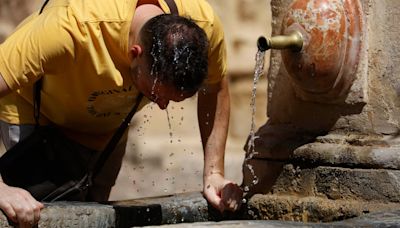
<box><xmin>257</xmin><ymin>31</ymin><xmax>303</xmax><ymax>52</ymax></box>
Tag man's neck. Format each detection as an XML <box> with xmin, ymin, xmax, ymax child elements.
<box><xmin>137</xmin><ymin>0</ymin><xmax>160</xmax><ymax>7</ymax></box>
<box><xmin>128</xmin><ymin>1</ymin><xmax>164</xmax><ymax>48</ymax></box>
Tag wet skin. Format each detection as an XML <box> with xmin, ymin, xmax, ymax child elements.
<box><xmin>130</xmin><ymin>56</ymin><xmax>196</xmax><ymax>109</ymax></box>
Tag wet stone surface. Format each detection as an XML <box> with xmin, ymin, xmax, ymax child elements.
<box><xmin>144</xmin><ymin>209</ymin><xmax>400</xmax><ymax>227</ymax></box>
<box><xmin>0</xmin><ymin>194</ymin><xmax>399</xmax><ymax>227</ymax></box>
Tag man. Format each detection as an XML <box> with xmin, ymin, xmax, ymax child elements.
<box><xmin>0</xmin><ymin>0</ymin><xmax>243</xmax><ymax>226</ymax></box>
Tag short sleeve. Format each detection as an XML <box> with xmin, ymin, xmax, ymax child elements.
<box><xmin>205</xmin><ymin>13</ymin><xmax>227</xmax><ymax>85</ymax></box>
<box><xmin>0</xmin><ymin>8</ymin><xmax>74</xmax><ymax>91</ymax></box>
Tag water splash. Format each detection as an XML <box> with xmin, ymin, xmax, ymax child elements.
<box><xmin>243</xmin><ymin>50</ymin><xmax>266</xmax><ymax>193</ymax></box>
<box><xmin>150</xmin><ymin>40</ymin><xmax>163</xmax><ymax>76</ymax></box>
<box><xmin>166</xmin><ymin>109</ymin><xmax>173</xmax><ymax>143</ymax></box>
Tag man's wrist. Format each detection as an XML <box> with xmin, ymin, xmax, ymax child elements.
<box><xmin>203</xmin><ymin>170</ymin><xmax>224</xmax><ymax>181</ymax></box>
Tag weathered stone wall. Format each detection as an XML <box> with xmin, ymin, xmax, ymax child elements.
<box><xmin>259</xmin><ymin>0</ymin><xmax>400</xmax><ymax>136</ymax></box>
<box><xmin>242</xmin><ymin>0</ymin><xmax>400</xmax><ymax>222</ymax></box>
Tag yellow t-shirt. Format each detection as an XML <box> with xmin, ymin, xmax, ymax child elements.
<box><xmin>0</xmin><ymin>0</ymin><xmax>227</xmax><ymax>150</ymax></box>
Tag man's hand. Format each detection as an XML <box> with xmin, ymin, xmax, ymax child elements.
<box><xmin>0</xmin><ymin>181</ymin><xmax>44</xmax><ymax>228</ymax></box>
<box><xmin>203</xmin><ymin>173</ymin><xmax>243</xmax><ymax>212</ymax></box>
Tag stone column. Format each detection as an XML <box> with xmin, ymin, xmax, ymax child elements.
<box><xmin>243</xmin><ymin>0</ymin><xmax>400</xmax><ymax>222</ymax></box>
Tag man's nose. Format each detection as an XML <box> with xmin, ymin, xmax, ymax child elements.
<box><xmin>157</xmin><ymin>99</ymin><xmax>169</xmax><ymax>110</ymax></box>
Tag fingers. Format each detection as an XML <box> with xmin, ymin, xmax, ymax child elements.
<box><xmin>221</xmin><ymin>182</ymin><xmax>243</xmax><ymax>212</ymax></box>
<box><xmin>12</xmin><ymin>189</ymin><xmax>43</xmax><ymax>228</ymax></box>
<box><xmin>203</xmin><ymin>186</ymin><xmax>225</xmax><ymax>213</ymax></box>
<box><xmin>203</xmin><ymin>180</ymin><xmax>244</xmax><ymax>213</ymax></box>
<box><xmin>0</xmin><ymin>185</ymin><xmax>43</xmax><ymax>228</ymax></box>
<box><xmin>28</xmin><ymin>196</ymin><xmax>44</xmax><ymax>227</ymax></box>
<box><xmin>1</xmin><ymin>202</ymin><xmax>17</xmax><ymax>223</ymax></box>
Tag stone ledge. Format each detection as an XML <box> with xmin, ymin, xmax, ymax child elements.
<box><xmin>0</xmin><ymin>202</ymin><xmax>115</xmax><ymax>227</ymax></box>
<box><xmin>145</xmin><ymin>209</ymin><xmax>400</xmax><ymax>227</ymax></box>
<box><xmin>113</xmin><ymin>192</ymin><xmax>209</xmax><ymax>224</ymax></box>
<box><xmin>246</xmin><ymin>194</ymin><xmax>400</xmax><ymax>222</ymax></box>
<box><xmin>293</xmin><ymin>142</ymin><xmax>400</xmax><ymax>169</ymax></box>
<box><xmin>0</xmin><ymin>193</ymin><xmax>209</xmax><ymax>227</ymax></box>
<box><xmin>272</xmin><ymin>165</ymin><xmax>400</xmax><ymax>202</ymax></box>
<box><xmin>0</xmin><ymin>193</ymin><xmax>398</xmax><ymax>227</ymax></box>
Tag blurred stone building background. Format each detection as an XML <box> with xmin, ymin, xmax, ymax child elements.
<box><xmin>0</xmin><ymin>0</ymin><xmax>271</xmax><ymax>200</ymax></box>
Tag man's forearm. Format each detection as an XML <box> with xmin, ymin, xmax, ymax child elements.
<box><xmin>197</xmin><ymin>77</ymin><xmax>230</xmax><ymax>179</ymax></box>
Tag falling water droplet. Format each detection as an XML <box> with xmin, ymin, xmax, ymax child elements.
<box><xmin>166</xmin><ymin>109</ymin><xmax>174</xmax><ymax>143</ymax></box>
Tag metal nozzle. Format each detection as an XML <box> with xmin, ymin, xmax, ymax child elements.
<box><xmin>257</xmin><ymin>31</ymin><xmax>303</xmax><ymax>52</ymax></box>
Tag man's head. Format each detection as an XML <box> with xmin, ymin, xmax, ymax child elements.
<box><xmin>130</xmin><ymin>14</ymin><xmax>209</xmax><ymax>109</ymax></box>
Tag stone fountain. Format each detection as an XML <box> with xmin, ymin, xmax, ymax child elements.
<box><xmin>1</xmin><ymin>0</ymin><xmax>400</xmax><ymax>226</ymax></box>
<box><xmin>242</xmin><ymin>0</ymin><xmax>400</xmax><ymax>222</ymax></box>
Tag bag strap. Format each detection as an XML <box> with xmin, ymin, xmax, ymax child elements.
<box><xmin>39</xmin><ymin>0</ymin><xmax>50</xmax><ymax>13</ymax></box>
<box><xmin>164</xmin><ymin>0</ymin><xmax>178</xmax><ymax>15</ymax></box>
<box><xmin>33</xmin><ymin>0</ymin><xmax>50</xmax><ymax>127</ymax></box>
<box><xmin>92</xmin><ymin>93</ymin><xmax>143</xmax><ymax>178</ymax></box>
<box><xmin>33</xmin><ymin>79</ymin><xmax>42</xmax><ymax>128</ymax></box>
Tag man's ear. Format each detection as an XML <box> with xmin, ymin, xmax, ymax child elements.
<box><xmin>130</xmin><ymin>45</ymin><xmax>143</xmax><ymax>59</ymax></box>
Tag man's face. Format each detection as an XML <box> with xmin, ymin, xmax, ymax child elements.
<box><xmin>130</xmin><ymin>57</ymin><xmax>196</xmax><ymax>110</ymax></box>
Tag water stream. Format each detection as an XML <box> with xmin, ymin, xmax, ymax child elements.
<box><xmin>243</xmin><ymin>49</ymin><xmax>266</xmax><ymax>194</ymax></box>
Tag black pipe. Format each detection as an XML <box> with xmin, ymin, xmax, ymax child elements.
<box><xmin>257</xmin><ymin>36</ymin><xmax>270</xmax><ymax>52</ymax></box>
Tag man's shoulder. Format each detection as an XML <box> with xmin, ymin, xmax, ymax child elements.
<box><xmin>174</xmin><ymin>0</ymin><xmax>216</xmax><ymax>23</ymax></box>
<box><xmin>68</xmin><ymin>0</ymin><xmax>138</xmax><ymax>22</ymax></box>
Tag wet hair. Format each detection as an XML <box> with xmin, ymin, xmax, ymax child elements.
<box><xmin>140</xmin><ymin>14</ymin><xmax>209</xmax><ymax>94</ymax></box>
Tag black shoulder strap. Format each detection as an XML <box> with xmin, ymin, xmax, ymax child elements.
<box><xmin>164</xmin><ymin>0</ymin><xmax>178</xmax><ymax>15</ymax></box>
<box><xmin>92</xmin><ymin>93</ymin><xmax>143</xmax><ymax>178</ymax></box>
<box><xmin>33</xmin><ymin>0</ymin><xmax>50</xmax><ymax>127</ymax></box>
<box><xmin>39</xmin><ymin>0</ymin><xmax>50</xmax><ymax>14</ymax></box>
<box><xmin>33</xmin><ymin>78</ymin><xmax>42</xmax><ymax>128</ymax></box>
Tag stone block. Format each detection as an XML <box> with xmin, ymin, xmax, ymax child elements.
<box><xmin>246</xmin><ymin>194</ymin><xmax>400</xmax><ymax>222</ymax></box>
<box><xmin>271</xmin><ymin>165</ymin><xmax>400</xmax><ymax>203</ymax></box>
<box><xmin>0</xmin><ymin>202</ymin><xmax>115</xmax><ymax>227</ymax></box>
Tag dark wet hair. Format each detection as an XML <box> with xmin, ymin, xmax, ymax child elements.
<box><xmin>140</xmin><ymin>14</ymin><xmax>209</xmax><ymax>94</ymax></box>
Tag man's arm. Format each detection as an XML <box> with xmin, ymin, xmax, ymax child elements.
<box><xmin>0</xmin><ymin>72</ymin><xmax>43</xmax><ymax>227</ymax></box>
<box><xmin>0</xmin><ymin>72</ymin><xmax>10</xmax><ymax>97</ymax></box>
<box><xmin>198</xmin><ymin>76</ymin><xmax>243</xmax><ymax>212</ymax></box>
